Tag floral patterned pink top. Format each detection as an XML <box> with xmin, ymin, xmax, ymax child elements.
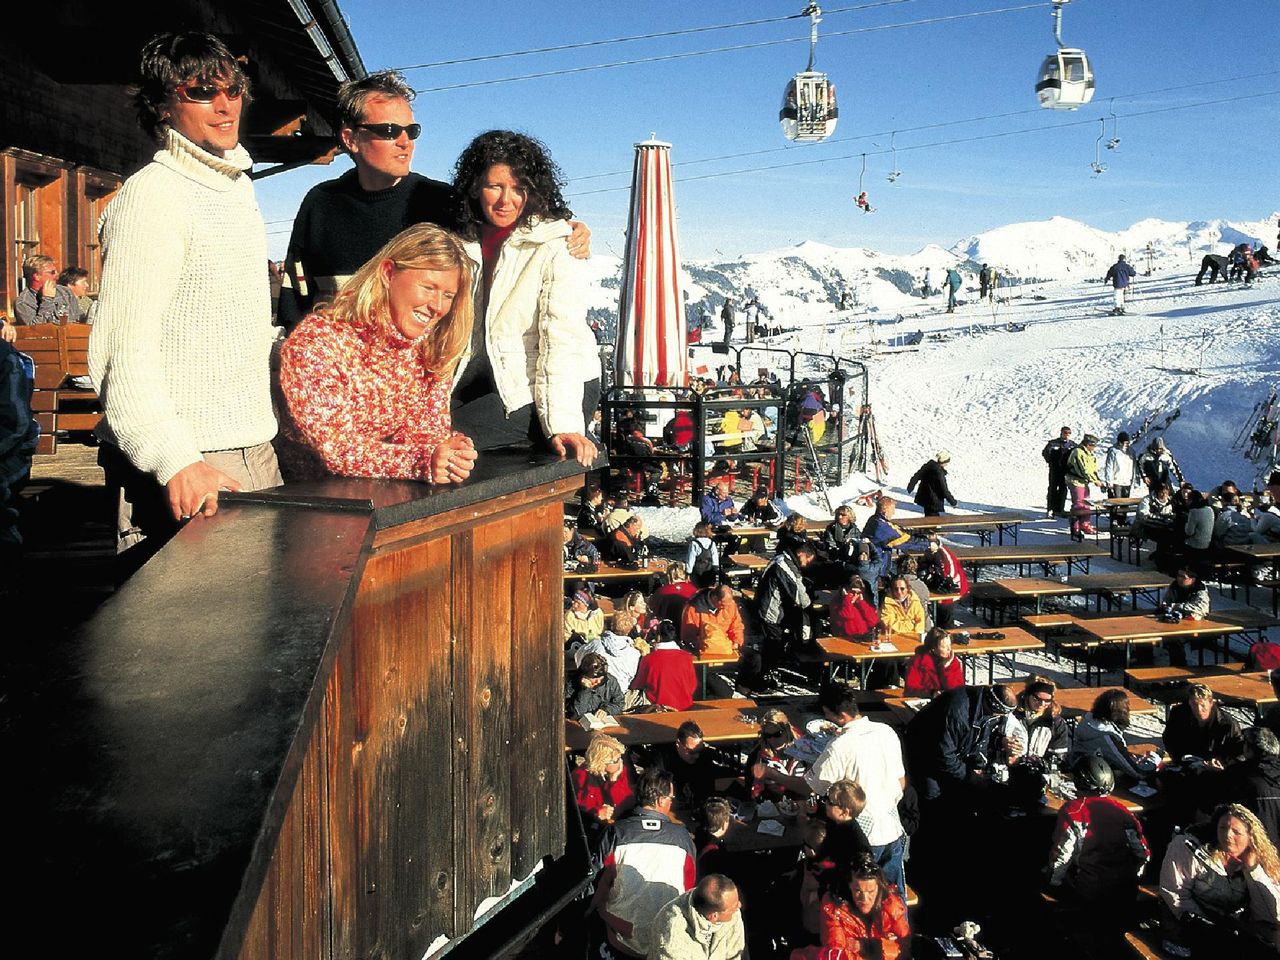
<box><xmin>278</xmin><ymin>312</ymin><xmax>454</xmax><ymax>481</ymax></box>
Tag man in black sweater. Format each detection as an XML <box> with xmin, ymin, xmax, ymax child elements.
<box><xmin>1041</xmin><ymin>425</ymin><xmax>1075</xmax><ymax>519</ymax></box>
<box><xmin>277</xmin><ymin>71</ymin><xmax>455</xmax><ymax>330</ymax></box>
<box><xmin>278</xmin><ymin>71</ymin><xmax>590</xmax><ymax>330</ymax></box>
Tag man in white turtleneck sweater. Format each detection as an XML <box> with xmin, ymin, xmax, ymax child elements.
<box><xmin>89</xmin><ymin>32</ymin><xmax>281</xmax><ymax>561</ymax></box>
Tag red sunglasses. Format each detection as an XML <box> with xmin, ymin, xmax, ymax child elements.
<box><xmin>175</xmin><ymin>81</ymin><xmax>244</xmax><ymax>103</ymax></box>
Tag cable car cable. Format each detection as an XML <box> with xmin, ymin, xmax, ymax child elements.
<box><xmin>411</xmin><ymin>3</ymin><xmax>1051</xmax><ymax>94</ymax></box>
<box><xmin>567</xmin><ymin>68</ymin><xmax>1280</xmax><ymax>183</ymax></box>
<box><xmin>566</xmin><ymin>88</ymin><xmax>1280</xmax><ymax>196</ymax></box>
<box><xmin>390</xmin><ymin>0</ymin><xmax>919</xmax><ymax>73</ymax></box>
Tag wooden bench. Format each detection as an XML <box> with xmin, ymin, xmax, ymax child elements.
<box><xmin>1123</xmin><ymin>929</ymin><xmax>1163</xmax><ymax>960</ymax></box>
<box><xmin>1245</xmin><ymin>577</ymin><xmax>1280</xmax><ymax>618</ymax></box>
<box><xmin>13</xmin><ymin>323</ymin><xmax>101</xmax><ymax>454</ymax></box>
<box><xmin>1124</xmin><ymin>661</ymin><xmax>1247</xmax><ymax>691</ymax></box>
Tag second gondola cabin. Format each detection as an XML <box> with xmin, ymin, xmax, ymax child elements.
<box><xmin>780</xmin><ymin>71</ymin><xmax>839</xmax><ymax>142</ymax></box>
<box><xmin>1036</xmin><ymin>47</ymin><xmax>1095</xmax><ymax>110</ymax></box>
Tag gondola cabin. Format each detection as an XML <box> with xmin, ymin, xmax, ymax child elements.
<box><xmin>780</xmin><ymin>71</ymin><xmax>839</xmax><ymax>142</ymax></box>
<box><xmin>1036</xmin><ymin>48</ymin><xmax>1095</xmax><ymax>110</ymax></box>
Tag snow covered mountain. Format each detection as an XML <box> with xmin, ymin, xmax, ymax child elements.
<box><xmin>584</xmin><ymin>212</ymin><xmax>1279</xmax><ymax>335</ymax></box>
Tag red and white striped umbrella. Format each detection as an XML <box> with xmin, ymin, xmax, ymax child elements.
<box><xmin>615</xmin><ymin>136</ymin><xmax>687</xmax><ymax>388</ymax></box>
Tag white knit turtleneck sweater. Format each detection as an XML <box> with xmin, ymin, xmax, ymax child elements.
<box><xmin>89</xmin><ymin>129</ymin><xmax>278</xmax><ymax>484</ymax></box>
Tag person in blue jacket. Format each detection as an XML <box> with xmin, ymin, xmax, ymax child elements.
<box><xmin>0</xmin><ymin>339</ymin><xmax>39</xmax><ymax>556</ymax></box>
<box><xmin>861</xmin><ymin>495</ymin><xmax>911</xmax><ymax>578</ymax></box>
<box><xmin>1104</xmin><ymin>254</ymin><xmax>1137</xmax><ymax>316</ymax></box>
<box><xmin>700</xmin><ymin>475</ymin><xmax>739</xmax><ymax>527</ymax></box>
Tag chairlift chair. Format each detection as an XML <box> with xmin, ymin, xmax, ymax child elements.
<box><xmin>780</xmin><ymin>3</ymin><xmax>839</xmax><ymax>142</ymax></box>
<box><xmin>1036</xmin><ymin>1</ymin><xmax>1095</xmax><ymax>110</ymax></box>
<box><xmin>886</xmin><ymin>132</ymin><xmax>902</xmax><ymax>182</ymax></box>
<box><xmin>1090</xmin><ymin>118</ymin><xmax>1107</xmax><ymax>175</ymax></box>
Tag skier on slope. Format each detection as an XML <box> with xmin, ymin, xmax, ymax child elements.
<box><xmin>942</xmin><ymin>267</ymin><xmax>962</xmax><ymax>313</ymax></box>
<box><xmin>1104</xmin><ymin>254</ymin><xmax>1136</xmax><ymax>315</ymax></box>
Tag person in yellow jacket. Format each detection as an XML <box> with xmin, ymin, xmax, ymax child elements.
<box><xmin>879</xmin><ymin>576</ymin><xmax>927</xmax><ymax>637</ymax></box>
<box><xmin>1065</xmin><ymin>433</ymin><xmax>1104</xmax><ymax>541</ymax></box>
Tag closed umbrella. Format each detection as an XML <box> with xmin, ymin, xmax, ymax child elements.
<box><xmin>615</xmin><ymin>135</ymin><xmax>686</xmax><ymax>388</ymax></box>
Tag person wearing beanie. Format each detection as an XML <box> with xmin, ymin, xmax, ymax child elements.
<box><xmin>1139</xmin><ymin>436</ymin><xmax>1177</xmax><ymax>492</ymax></box>
<box><xmin>907</xmin><ymin>451</ymin><xmax>958</xmax><ymax>517</ymax></box>
<box><xmin>1064</xmin><ymin>434</ymin><xmax>1105</xmax><ymax>541</ymax></box>
<box><xmin>1102</xmin><ymin>431</ymin><xmax>1137</xmax><ymax>500</ymax></box>
<box><xmin>739</xmin><ymin>484</ymin><xmax>783</xmax><ymax>527</ymax></box>
<box><xmin>564</xmin><ymin>590</ymin><xmax>605</xmax><ymax>645</ymax></box>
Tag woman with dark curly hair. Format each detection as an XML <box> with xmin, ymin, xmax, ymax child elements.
<box><xmin>449</xmin><ymin>130</ymin><xmax>600</xmax><ymax>466</ymax></box>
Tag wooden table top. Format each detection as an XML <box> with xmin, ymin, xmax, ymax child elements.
<box><xmin>727</xmin><ymin>553</ymin><xmax>770</xmax><ymax>570</ymax></box>
<box><xmin>897</xmin><ymin>511</ymin><xmax>1037</xmax><ymax>530</ymax></box>
<box><xmin>1098</xmin><ymin>497</ymin><xmax>1143</xmax><ymax>507</ymax></box>
<box><xmin>565</xmin><ymin>704</ymin><xmax>761</xmax><ymax>751</ymax></box>
<box><xmin>991</xmin><ymin>577</ymin><xmax>1081</xmax><ymax>598</ymax></box>
<box><xmin>1196</xmin><ymin>673</ymin><xmax>1277</xmax><ymax>708</ymax></box>
<box><xmin>950</xmin><ymin>543</ymin><xmax>1109</xmax><ymax>564</ymax></box>
<box><xmin>1050</xmin><ymin>685</ymin><xmax>1160</xmax><ymax>718</ymax></box>
<box><xmin>1227</xmin><ymin>543</ymin><xmax>1280</xmax><ymax>561</ymax></box>
<box><xmin>816</xmin><ymin>628</ymin><xmax>1044</xmax><ymax>663</ymax></box>
<box><xmin>1067</xmin><ymin>571</ymin><xmax>1174</xmax><ymax>591</ymax></box>
<box><xmin>718</xmin><ymin>525</ymin><xmax>778</xmax><ymax>539</ymax></box>
<box><xmin>563</xmin><ymin>558</ymin><xmax>670</xmax><ymax>581</ymax></box>
<box><xmin>1078</xmin><ymin>615</ymin><xmax>1244</xmax><ymax>643</ymax></box>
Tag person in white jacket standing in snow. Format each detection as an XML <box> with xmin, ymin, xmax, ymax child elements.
<box><xmin>1102</xmin><ymin>431</ymin><xmax>1138</xmax><ymax>498</ymax></box>
<box><xmin>450</xmin><ymin>130</ymin><xmax>600</xmax><ymax>465</ymax></box>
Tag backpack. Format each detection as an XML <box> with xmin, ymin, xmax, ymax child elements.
<box><xmin>1246</xmin><ymin>641</ymin><xmax>1280</xmax><ymax>672</ymax></box>
<box><xmin>690</xmin><ymin>539</ymin><xmax>718</xmax><ymax>580</ymax></box>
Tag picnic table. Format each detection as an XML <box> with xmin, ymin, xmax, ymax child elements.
<box><xmin>1196</xmin><ymin>672</ymin><xmax>1277</xmax><ymax>718</ymax></box>
<box><xmin>1065</xmin><ymin>571</ymin><xmax>1171</xmax><ymax>612</ymax></box>
<box><xmin>803</xmin><ymin>628</ymin><xmax>1043</xmax><ymax>688</ymax></box>
<box><xmin>1228</xmin><ymin>543</ymin><xmax>1280</xmax><ymax>615</ymax></box>
<box><xmin>946</xmin><ymin>542</ymin><xmax>1108</xmax><ymax>581</ymax></box>
<box><xmin>562</xmin><ymin>557</ymin><xmax>670</xmax><ymax>583</ymax></box>
<box><xmin>564</xmin><ymin>704</ymin><xmax>761</xmax><ymax>751</ymax></box>
<box><xmin>1050</xmin><ymin>685</ymin><xmax>1160</xmax><ymax>719</ymax></box>
<box><xmin>896</xmin><ymin>510</ymin><xmax>1038</xmax><ymax>546</ymax></box>
<box><xmin>1077</xmin><ymin>614</ymin><xmax>1244</xmax><ymax>676</ymax></box>
<box><xmin>977</xmin><ymin>576</ymin><xmax>1082</xmax><ymax>620</ymax></box>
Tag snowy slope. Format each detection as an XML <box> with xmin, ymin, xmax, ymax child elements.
<box><xmin>590</xmin><ymin>210</ymin><xmax>1280</xmax><ymax>516</ymax></box>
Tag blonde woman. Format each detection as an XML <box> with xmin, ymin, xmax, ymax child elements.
<box><xmin>279</xmin><ymin>223</ymin><xmax>477</xmax><ymax>482</ymax></box>
<box><xmin>1160</xmin><ymin>803</ymin><xmax>1280</xmax><ymax>955</ymax></box>
<box><xmin>572</xmin><ymin>733</ymin><xmax>635</xmax><ymax>824</ymax></box>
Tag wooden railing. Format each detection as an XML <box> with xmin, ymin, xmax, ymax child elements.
<box><xmin>7</xmin><ymin>449</ymin><xmax>596</xmax><ymax>959</ymax></box>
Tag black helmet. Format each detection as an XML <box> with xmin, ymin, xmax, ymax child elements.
<box><xmin>1072</xmin><ymin>754</ymin><xmax>1115</xmax><ymax>796</ymax></box>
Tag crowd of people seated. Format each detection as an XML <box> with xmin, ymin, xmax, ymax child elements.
<box><xmin>1131</xmin><ymin>472</ymin><xmax>1280</xmax><ymax>576</ymax></box>
<box><xmin>560</xmin><ymin>464</ymin><xmax>1280</xmax><ymax>959</ymax></box>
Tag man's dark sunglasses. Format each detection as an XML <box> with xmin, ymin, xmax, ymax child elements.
<box><xmin>355</xmin><ymin>122</ymin><xmax>422</xmax><ymax>141</ymax></box>
<box><xmin>176</xmin><ymin>81</ymin><xmax>244</xmax><ymax>103</ymax></box>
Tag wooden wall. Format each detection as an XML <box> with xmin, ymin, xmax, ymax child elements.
<box><xmin>231</xmin><ymin>480</ymin><xmax>569</xmax><ymax>960</ymax></box>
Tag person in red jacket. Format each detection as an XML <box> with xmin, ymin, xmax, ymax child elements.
<box><xmin>632</xmin><ymin>620</ymin><xmax>697</xmax><ymax>710</ymax></box>
<box><xmin>918</xmin><ymin>535</ymin><xmax>969</xmax><ymax>630</ymax></box>
<box><xmin>573</xmin><ymin>733</ymin><xmax>637</xmax><ymax>826</ymax></box>
<box><xmin>830</xmin><ymin>573</ymin><xmax>879</xmax><ymax>639</ymax></box>
<box><xmin>903</xmin><ymin>626</ymin><xmax>965</xmax><ymax>699</ymax></box>
<box><xmin>792</xmin><ymin>857</ymin><xmax>910</xmax><ymax>960</ymax></box>
<box><xmin>649</xmin><ymin>562</ymin><xmax>698</xmax><ymax>624</ymax></box>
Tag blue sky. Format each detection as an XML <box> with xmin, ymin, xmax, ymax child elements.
<box><xmin>255</xmin><ymin>1</ymin><xmax>1280</xmax><ymax>260</ymax></box>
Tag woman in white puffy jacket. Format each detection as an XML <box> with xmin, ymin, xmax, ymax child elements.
<box><xmin>1159</xmin><ymin>803</ymin><xmax>1280</xmax><ymax>957</ymax></box>
<box><xmin>449</xmin><ymin>130</ymin><xmax>600</xmax><ymax>466</ymax></box>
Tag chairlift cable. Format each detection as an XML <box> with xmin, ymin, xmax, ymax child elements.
<box><xmin>569</xmin><ymin>69</ymin><xmax>1280</xmax><ymax>184</ymax></box>
<box><xmin>568</xmin><ymin>89</ymin><xmax>1280</xmax><ymax>197</ymax></box>
<box><xmin>412</xmin><ymin>4</ymin><xmax>1051</xmax><ymax>94</ymax></box>
<box><xmin>390</xmin><ymin>0</ymin><xmax>919</xmax><ymax>72</ymax></box>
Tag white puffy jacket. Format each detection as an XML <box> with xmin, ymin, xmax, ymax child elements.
<box><xmin>460</xmin><ymin>218</ymin><xmax>599</xmax><ymax>437</ymax></box>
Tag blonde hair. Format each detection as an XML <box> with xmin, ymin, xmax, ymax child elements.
<box><xmin>665</xmin><ymin>562</ymin><xmax>688</xmax><ymax>583</ymax></box>
<box><xmin>585</xmin><ymin>733</ymin><xmax>625</xmax><ymax>776</ymax></box>
<box><xmin>1214</xmin><ymin>803</ymin><xmax>1280</xmax><ymax>883</ymax></box>
<box><xmin>611</xmin><ymin>609</ymin><xmax>638</xmax><ymax>635</ymax></box>
<box><xmin>323</xmin><ymin>223</ymin><xmax>474</xmax><ymax>377</ymax></box>
<box><xmin>827</xmin><ymin>779</ymin><xmax>866</xmax><ymax>816</ymax></box>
